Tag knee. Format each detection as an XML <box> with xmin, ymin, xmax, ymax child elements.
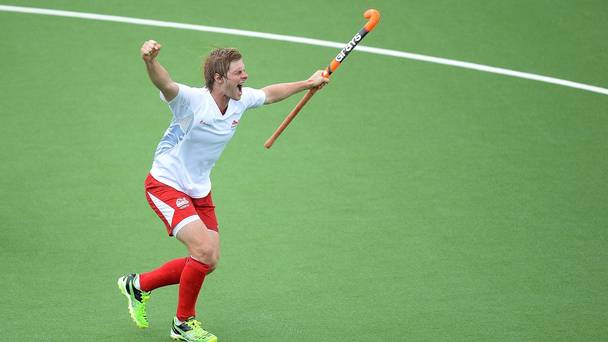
<box><xmin>189</xmin><ymin>244</ymin><xmax>219</xmax><ymax>268</ymax></box>
<box><xmin>207</xmin><ymin>261</ymin><xmax>218</xmax><ymax>274</ymax></box>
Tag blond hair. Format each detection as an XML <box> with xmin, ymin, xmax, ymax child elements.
<box><xmin>203</xmin><ymin>48</ymin><xmax>242</xmax><ymax>90</ymax></box>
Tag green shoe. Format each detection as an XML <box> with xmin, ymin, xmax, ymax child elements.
<box><xmin>170</xmin><ymin>317</ymin><xmax>217</xmax><ymax>342</ymax></box>
<box><xmin>117</xmin><ymin>273</ymin><xmax>151</xmax><ymax>328</ymax></box>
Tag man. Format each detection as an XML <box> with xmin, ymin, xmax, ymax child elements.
<box><xmin>117</xmin><ymin>40</ymin><xmax>328</xmax><ymax>342</ymax></box>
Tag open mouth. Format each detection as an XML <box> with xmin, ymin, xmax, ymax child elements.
<box><xmin>237</xmin><ymin>84</ymin><xmax>243</xmax><ymax>92</ymax></box>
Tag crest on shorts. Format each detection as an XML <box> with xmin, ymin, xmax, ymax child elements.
<box><xmin>176</xmin><ymin>197</ymin><xmax>190</xmax><ymax>209</ymax></box>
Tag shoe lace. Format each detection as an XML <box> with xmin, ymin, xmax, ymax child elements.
<box><xmin>185</xmin><ymin>319</ymin><xmax>208</xmax><ymax>338</ymax></box>
<box><xmin>186</xmin><ymin>319</ymin><xmax>202</xmax><ymax>329</ymax></box>
<box><xmin>135</xmin><ymin>291</ymin><xmax>150</xmax><ymax>319</ymax></box>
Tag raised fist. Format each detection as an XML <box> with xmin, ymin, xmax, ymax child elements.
<box><xmin>140</xmin><ymin>40</ymin><xmax>161</xmax><ymax>62</ymax></box>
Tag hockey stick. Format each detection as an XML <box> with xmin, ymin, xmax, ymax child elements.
<box><xmin>264</xmin><ymin>9</ymin><xmax>381</xmax><ymax>149</ymax></box>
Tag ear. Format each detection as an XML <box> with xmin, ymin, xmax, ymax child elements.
<box><xmin>214</xmin><ymin>73</ymin><xmax>223</xmax><ymax>84</ymax></box>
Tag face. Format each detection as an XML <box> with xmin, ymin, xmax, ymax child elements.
<box><xmin>218</xmin><ymin>59</ymin><xmax>248</xmax><ymax>100</ymax></box>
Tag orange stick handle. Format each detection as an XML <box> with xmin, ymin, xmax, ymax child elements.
<box><xmin>264</xmin><ymin>88</ymin><xmax>317</xmax><ymax>148</ymax></box>
<box><xmin>264</xmin><ymin>9</ymin><xmax>381</xmax><ymax>149</ymax></box>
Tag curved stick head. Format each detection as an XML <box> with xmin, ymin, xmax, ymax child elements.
<box><xmin>363</xmin><ymin>9</ymin><xmax>381</xmax><ymax>31</ymax></box>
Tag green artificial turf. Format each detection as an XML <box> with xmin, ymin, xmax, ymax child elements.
<box><xmin>1</xmin><ymin>1</ymin><xmax>607</xmax><ymax>341</ymax></box>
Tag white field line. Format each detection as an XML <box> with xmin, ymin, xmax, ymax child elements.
<box><xmin>1</xmin><ymin>4</ymin><xmax>607</xmax><ymax>96</ymax></box>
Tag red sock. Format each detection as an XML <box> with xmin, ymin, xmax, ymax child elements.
<box><xmin>176</xmin><ymin>257</ymin><xmax>210</xmax><ymax>321</ymax></box>
<box><xmin>139</xmin><ymin>257</ymin><xmax>188</xmax><ymax>292</ymax></box>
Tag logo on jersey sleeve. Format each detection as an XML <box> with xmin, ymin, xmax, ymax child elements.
<box><xmin>231</xmin><ymin>119</ymin><xmax>240</xmax><ymax>128</ymax></box>
<box><xmin>176</xmin><ymin>197</ymin><xmax>190</xmax><ymax>209</ymax></box>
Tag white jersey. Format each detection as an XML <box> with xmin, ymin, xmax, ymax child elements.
<box><xmin>150</xmin><ymin>83</ymin><xmax>266</xmax><ymax>198</ymax></box>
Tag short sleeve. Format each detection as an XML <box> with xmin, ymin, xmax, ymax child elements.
<box><xmin>160</xmin><ymin>83</ymin><xmax>200</xmax><ymax>120</ymax></box>
<box><xmin>241</xmin><ymin>87</ymin><xmax>266</xmax><ymax>109</ymax></box>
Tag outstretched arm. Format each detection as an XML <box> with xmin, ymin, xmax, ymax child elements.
<box><xmin>140</xmin><ymin>40</ymin><xmax>179</xmax><ymax>102</ymax></box>
<box><xmin>262</xmin><ymin>70</ymin><xmax>329</xmax><ymax>104</ymax></box>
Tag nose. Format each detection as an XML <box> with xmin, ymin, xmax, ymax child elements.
<box><xmin>242</xmin><ymin>71</ymin><xmax>248</xmax><ymax>80</ymax></box>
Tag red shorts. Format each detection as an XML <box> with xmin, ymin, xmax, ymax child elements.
<box><xmin>144</xmin><ymin>174</ymin><xmax>219</xmax><ymax>236</ymax></box>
